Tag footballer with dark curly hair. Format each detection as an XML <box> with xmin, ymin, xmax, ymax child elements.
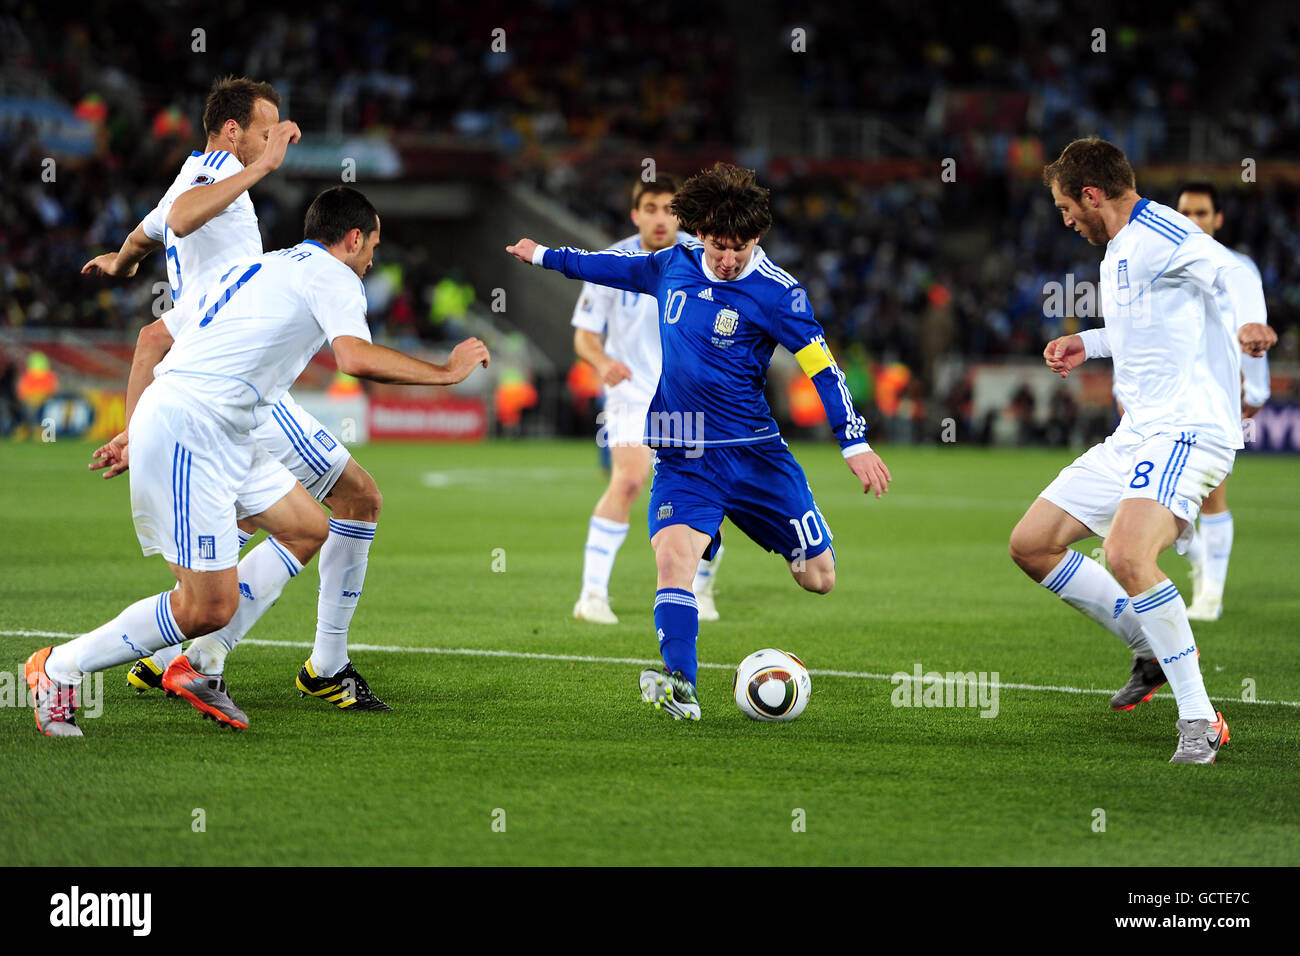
<box><xmin>509</xmin><ymin>162</ymin><xmax>891</xmax><ymax>720</ymax></box>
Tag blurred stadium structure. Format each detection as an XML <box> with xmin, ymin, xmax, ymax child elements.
<box><xmin>3</xmin><ymin>0</ymin><xmax>1300</xmax><ymax>448</ymax></box>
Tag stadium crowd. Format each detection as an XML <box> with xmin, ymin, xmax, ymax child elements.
<box><xmin>3</xmin><ymin>0</ymin><xmax>1298</xmax><ymax>445</ymax></box>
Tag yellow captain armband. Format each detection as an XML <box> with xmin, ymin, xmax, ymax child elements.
<box><xmin>795</xmin><ymin>339</ymin><xmax>835</xmax><ymax>378</ymax></box>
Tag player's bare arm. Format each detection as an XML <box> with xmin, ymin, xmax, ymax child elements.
<box><xmin>846</xmin><ymin>450</ymin><xmax>892</xmax><ymax>499</ymax></box>
<box><xmin>167</xmin><ymin>120</ymin><xmax>301</xmax><ymax>237</ymax></box>
<box><xmin>81</xmin><ymin>223</ymin><xmax>162</xmax><ymax>279</ymax></box>
<box><xmin>89</xmin><ymin>318</ymin><xmax>175</xmax><ymax>479</ymax></box>
<box><xmin>574</xmin><ymin>328</ymin><xmax>631</xmax><ymax>386</ymax></box>
<box><xmin>1238</xmin><ymin>322</ymin><xmax>1277</xmax><ymax>358</ymax></box>
<box><xmin>1044</xmin><ymin>334</ymin><xmax>1087</xmax><ymax>378</ymax></box>
<box><xmin>333</xmin><ymin>335</ymin><xmax>489</xmax><ymax>386</ymax></box>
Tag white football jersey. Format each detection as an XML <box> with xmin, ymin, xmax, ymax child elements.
<box><xmin>1218</xmin><ymin>247</ymin><xmax>1271</xmax><ymax>408</ymax></box>
<box><xmin>570</xmin><ymin>231</ymin><xmax>691</xmax><ymax>400</ymax></box>
<box><xmin>141</xmin><ymin>149</ymin><xmax>262</xmax><ymax>307</ymax></box>
<box><xmin>1098</xmin><ymin>198</ymin><xmax>1266</xmax><ymax>450</ymax></box>
<box><xmin>156</xmin><ymin>241</ymin><xmax>370</xmax><ymax>432</ymax></box>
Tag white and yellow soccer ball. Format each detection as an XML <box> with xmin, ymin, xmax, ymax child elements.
<box><xmin>733</xmin><ymin>648</ymin><xmax>811</xmax><ymax>721</ymax></box>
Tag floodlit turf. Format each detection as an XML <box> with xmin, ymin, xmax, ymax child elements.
<box><xmin>1</xmin><ymin>439</ymin><xmax>1297</xmax><ymax>865</ymax></box>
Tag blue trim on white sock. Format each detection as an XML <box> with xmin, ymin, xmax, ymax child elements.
<box><xmin>155</xmin><ymin>591</ymin><xmax>184</xmax><ymax>646</ymax></box>
<box><xmin>1133</xmin><ymin>581</ymin><xmax>1181</xmax><ymax>613</ymax></box>
<box><xmin>1043</xmin><ymin>550</ymin><xmax>1084</xmax><ymax>594</ymax></box>
<box><xmin>267</xmin><ymin>538</ymin><xmax>303</xmax><ymax>577</ymax></box>
<box><xmin>328</xmin><ymin>518</ymin><xmax>377</xmax><ymax>541</ymax></box>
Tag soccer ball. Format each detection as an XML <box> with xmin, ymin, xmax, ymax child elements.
<box><xmin>733</xmin><ymin>648</ymin><xmax>811</xmax><ymax>721</ymax></box>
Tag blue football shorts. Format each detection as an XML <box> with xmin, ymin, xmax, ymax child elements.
<box><xmin>647</xmin><ymin>439</ymin><xmax>833</xmax><ymax>562</ymax></box>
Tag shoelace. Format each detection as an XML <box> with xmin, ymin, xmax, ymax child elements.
<box><xmin>1176</xmin><ymin>724</ymin><xmax>1209</xmax><ymax>755</ymax></box>
<box><xmin>44</xmin><ymin>686</ymin><xmax>79</xmax><ymax>722</ymax></box>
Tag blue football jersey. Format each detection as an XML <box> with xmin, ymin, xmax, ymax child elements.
<box><xmin>541</xmin><ymin>239</ymin><xmax>868</xmax><ymax>452</ymax></box>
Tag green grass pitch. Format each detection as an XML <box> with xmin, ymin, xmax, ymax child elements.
<box><xmin>1</xmin><ymin>439</ymin><xmax>1297</xmax><ymax>865</ymax></box>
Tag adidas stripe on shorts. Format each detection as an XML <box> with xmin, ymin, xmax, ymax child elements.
<box><xmin>129</xmin><ymin>379</ymin><xmax>298</xmax><ymax>571</ymax></box>
<box><xmin>251</xmin><ymin>391</ymin><xmax>351</xmax><ymax>502</ymax></box>
<box><xmin>1040</xmin><ymin>420</ymin><xmax>1234</xmax><ymax>554</ymax></box>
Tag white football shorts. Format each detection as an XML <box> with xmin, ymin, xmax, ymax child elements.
<box><xmin>597</xmin><ymin>383</ymin><xmax>653</xmax><ymax>448</ymax></box>
<box><xmin>1040</xmin><ymin>423</ymin><xmax>1234</xmax><ymax>554</ymax></box>
<box><xmin>130</xmin><ymin>381</ymin><xmax>298</xmax><ymax>571</ymax></box>
<box><xmin>251</xmin><ymin>391</ymin><xmax>351</xmax><ymax>501</ymax></box>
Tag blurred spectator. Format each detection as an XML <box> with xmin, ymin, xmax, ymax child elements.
<box><xmin>1006</xmin><ymin>383</ymin><xmax>1041</xmax><ymax>446</ymax></box>
<box><xmin>495</xmin><ymin>367</ymin><xmax>538</xmax><ymax>436</ymax></box>
<box><xmin>16</xmin><ymin>350</ymin><xmax>58</xmax><ymax>438</ymax></box>
<box><xmin>3</xmin><ymin>0</ymin><xmax>1299</xmax><ymax>445</ymax></box>
<box><xmin>326</xmin><ymin>371</ymin><xmax>364</xmax><ymax>400</ymax></box>
<box><xmin>0</xmin><ymin>348</ymin><xmax>23</xmax><ymax>436</ymax></box>
<box><xmin>429</xmin><ymin>272</ymin><xmax>475</xmax><ymax>342</ymax></box>
<box><xmin>1044</xmin><ymin>386</ymin><xmax>1080</xmax><ymax>447</ymax></box>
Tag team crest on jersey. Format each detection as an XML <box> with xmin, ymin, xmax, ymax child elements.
<box><xmin>198</xmin><ymin>536</ymin><xmax>216</xmax><ymax>561</ymax></box>
<box><xmin>190</xmin><ymin>173</ymin><xmax>215</xmax><ymax>186</ymax></box>
<box><xmin>1117</xmin><ymin>259</ymin><xmax>1129</xmax><ymax>290</ymax></box>
<box><xmin>314</xmin><ymin>429</ymin><xmax>337</xmax><ymax>451</ymax></box>
<box><xmin>713</xmin><ymin>307</ymin><xmax>739</xmax><ymax>336</ymax></box>
<box><xmin>710</xmin><ymin>307</ymin><xmax>740</xmax><ymax>349</ymax></box>
<box><xmin>657</xmin><ymin>502</ymin><xmax>674</xmax><ymax>520</ymax></box>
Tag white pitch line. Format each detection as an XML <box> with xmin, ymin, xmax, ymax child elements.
<box><xmin>4</xmin><ymin>629</ymin><xmax>1298</xmax><ymax>708</ymax></box>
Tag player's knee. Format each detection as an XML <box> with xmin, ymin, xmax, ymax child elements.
<box><xmin>653</xmin><ymin>543</ymin><xmax>694</xmax><ymax>587</ymax></box>
<box><xmin>187</xmin><ymin>592</ymin><xmax>238</xmax><ymax>636</ymax></box>
<box><xmin>354</xmin><ymin>484</ymin><xmax>383</xmax><ymax>521</ymax></box>
<box><xmin>1007</xmin><ymin>523</ymin><xmax>1039</xmax><ymax>571</ymax></box>
<box><xmin>794</xmin><ymin>553</ymin><xmax>835</xmax><ymax>594</ymax></box>
<box><xmin>277</xmin><ymin>513</ymin><xmax>329</xmax><ymax>562</ymax></box>
<box><xmin>1103</xmin><ymin>541</ymin><xmax>1143</xmax><ymax>587</ymax></box>
<box><xmin>803</xmin><ymin>568</ymin><xmax>835</xmax><ymax>595</ymax></box>
<box><xmin>330</xmin><ymin>470</ymin><xmax>382</xmax><ymax>521</ymax></box>
<box><xmin>610</xmin><ymin>471</ymin><xmax>646</xmax><ymax>507</ymax></box>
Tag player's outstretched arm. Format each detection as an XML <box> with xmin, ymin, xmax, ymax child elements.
<box><xmin>846</xmin><ymin>450</ymin><xmax>892</xmax><ymax>499</ymax></box>
<box><xmin>1043</xmin><ymin>333</ymin><xmax>1089</xmax><ymax>378</ymax></box>
<box><xmin>507</xmin><ymin>237</ymin><xmax>661</xmax><ymax>295</ymax></box>
<box><xmin>81</xmin><ymin>224</ymin><xmax>161</xmax><ymax>279</ymax></box>
<box><xmin>333</xmin><ymin>335</ymin><xmax>490</xmax><ymax>386</ymax></box>
<box><xmin>167</xmin><ymin>121</ymin><xmax>301</xmax><ymax>237</ymax></box>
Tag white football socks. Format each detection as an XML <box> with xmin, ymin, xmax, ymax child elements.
<box><xmin>1132</xmin><ymin>578</ymin><xmax>1215</xmax><ymax>721</ymax></box>
<box><xmin>1185</xmin><ymin>523</ymin><xmax>1206</xmax><ymax>579</ymax></box>
<box><xmin>693</xmin><ymin>544</ymin><xmax>725</xmax><ymax>596</ymax></box>
<box><xmin>143</xmin><ymin>527</ymin><xmax>255</xmax><ymax>672</ymax></box>
<box><xmin>46</xmin><ymin>591</ymin><xmax>185</xmax><ymax>685</ymax></box>
<box><xmin>309</xmin><ymin>518</ymin><xmax>376</xmax><ymax>679</ymax></box>
<box><xmin>185</xmin><ymin>538</ymin><xmax>302</xmax><ymax>675</ymax></box>
<box><xmin>1199</xmin><ymin>511</ymin><xmax>1234</xmax><ymax>591</ymax></box>
<box><xmin>1040</xmin><ymin>549</ymin><xmax>1153</xmax><ymax>656</ymax></box>
<box><xmin>580</xmin><ymin>516</ymin><xmax>629</xmax><ymax>599</ymax></box>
